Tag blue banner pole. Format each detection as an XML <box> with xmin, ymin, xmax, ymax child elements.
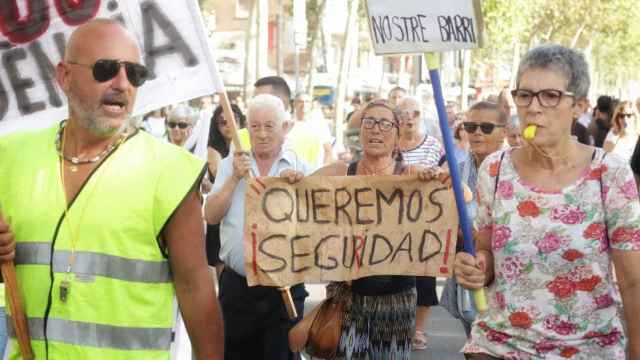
<box><xmin>425</xmin><ymin>53</ymin><xmax>487</xmax><ymax>312</ymax></box>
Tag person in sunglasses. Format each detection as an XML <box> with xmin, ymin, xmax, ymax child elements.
<box><xmin>0</xmin><ymin>19</ymin><xmax>223</xmax><ymax>359</ymax></box>
<box><xmin>455</xmin><ymin>45</ymin><xmax>640</xmax><ymax>360</ymax></box>
<box><xmin>166</xmin><ymin>104</ymin><xmax>198</xmax><ymax>149</ymax></box>
<box><xmin>440</xmin><ymin>101</ymin><xmax>507</xmax><ymax>338</ymax></box>
<box><xmin>603</xmin><ymin>101</ymin><xmax>640</xmax><ymax>162</ymax></box>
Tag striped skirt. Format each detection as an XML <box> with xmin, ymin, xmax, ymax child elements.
<box><xmin>331</xmin><ymin>285</ymin><xmax>416</xmax><ymax>360</ymax></box>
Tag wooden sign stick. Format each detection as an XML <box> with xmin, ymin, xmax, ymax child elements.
<box><xmin>2</xmin><ymin>261</ymin><xmax>33</xmax><ymax>359</ymax></box>
<box><xmin>0</xmin><ymin>209</ymin><xmax>33</xmax><ymax>360</ymax></box>
<box><xmin>217</xmin><ymin>91</ymin><xmax>298</xmax><ymax>320</ymax></box>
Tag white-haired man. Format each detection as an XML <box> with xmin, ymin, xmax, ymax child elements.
<box><xmin>205</xmin><ymin>94</ymin><xmax>311</xmax><ymax>360</ymax></box>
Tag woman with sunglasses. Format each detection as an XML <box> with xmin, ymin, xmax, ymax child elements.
<box><xmin>205</xmin><ymin>104</ymin><xmax>246</xmax><ymax>276</ymax></box>
<box><xmin>287</xmin><ymin>99</ymin><xmax>448</xmax><ymax>359</ymax></box>
<box><xmin>603</xmin><ymin>101</ymin><xmax>640</xmax><ymax>162</ymax></box>
<box><xmin>455</xmin><ymin>45</ymin><xmax>640</xmax><ymax>360</ymax></box>
<box><xmin>441</xmin><ymin>101</ymin><xmax>508</xmax><ymax>339</ymax></box>
<box><xmin>166</xmin><ymin>105</ymin><xmax>198</xmax><ymax>148</ymax></box>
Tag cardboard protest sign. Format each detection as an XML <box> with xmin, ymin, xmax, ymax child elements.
<box><xmin>0</xmin><ymin>0</ymin><xmax>223</xmax><ymax>135</ymax></box>
<box><xmin>365</xmin><ymin>0</ymin><xmax>484</xmax><ymax>55</ymax></box>
<box><xmin>243</xmin><ymin>175</ymin><xmax>459</xmax><ymax>287</ymax></box>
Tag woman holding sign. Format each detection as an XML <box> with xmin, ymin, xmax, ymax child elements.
<box><xmin>287</xmin><ymin>99</ymin><xmax>448</xmax><ymax>359</ymax></box>
<box><xmin>455</xmin><ymin>45</ymin><xmax>640</xmax><ymax>359</ymax></box>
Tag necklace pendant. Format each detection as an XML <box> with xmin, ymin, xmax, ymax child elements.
<box><xmin>59</xmin><ymin>280</ymin><xmax>70</xmax><ymax>302</ymax></box>
<box><xmin>69</xmin><ymin>164</ymin><xmax>78</xmax><ymax>172</ymax></box>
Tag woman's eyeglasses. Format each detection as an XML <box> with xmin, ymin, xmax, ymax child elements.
<box><xmin>618</xmin><ymin>113</ymin><xmax>635</xmax><ymax>119</ymax></box>
<box><xmin>510</xmin><ymin>89</ymin><xmax>575</xmax><ymax>108</ymax></box>
<box><xmin>463</xmin><ymin>122</ymin><xmax>504</xmax><ymax>135</ymax></box>
<box><xmin>361</xmin><ymin>117</ymin><xmax>396</xmax><ymax>132</ymax></box>
<box><xmin>167</xmin><ymin>122</ymin><xmax>190</xmax><ymax>129</ymax></box>
<box><xmin>67</xmin><ymin>59</ymin><xmax>151</xmax><ymax>87</ymax></box>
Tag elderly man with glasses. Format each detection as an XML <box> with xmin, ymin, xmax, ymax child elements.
<box><xmin>205</xmin><ymin>93</ymin><xmax>312</xmax><ymax>360</ymax></box>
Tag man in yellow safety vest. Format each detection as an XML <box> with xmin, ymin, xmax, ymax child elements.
<box><xmin>0</xmin><ymin>19</ymin><xmax>223</xmax><ymax>359</ymax></box>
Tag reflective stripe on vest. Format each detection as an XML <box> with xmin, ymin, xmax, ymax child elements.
<box><xmin>15</xmin><ymin>242</ymin><xmax>171</xmax><ymax>283</ymax></box>
<box><xmin>9</xmin><ymin>316</ymin><xmax>172</xmax><ymax>350</ymax></box>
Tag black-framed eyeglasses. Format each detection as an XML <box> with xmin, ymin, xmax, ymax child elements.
<box><xmin>167</xmin><ymin>122</ymin><xmax>190</xmax><ymax>129</ymax></box>
<box><xmin>67</xmin><ymin>59</ymin><xmax>151</xmax><ymax>87</ymax></box>
<box><xmin>618</xmin><ymin>112</ymin><xmax>635</xmax><ymax>119</ymax></box>
<box><xmin>510</xmin><ymin>89</ymin><xmax>575</xmax><ymax>108</ymax></box>
<box><xmin>361</xmin><ymin>117</ymin><xmax>396</xmax><ymax>132</ymax></box>
<box><xmin>463</xmin><ymin>122</ymin><xmax>504</xmax><ymax>135</ymax></box>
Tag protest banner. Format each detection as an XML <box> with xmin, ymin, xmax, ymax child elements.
<box><xmin>365</xmin><ymin>0</ymin><xmax>483</xmax><ymax>55</ymax></box>
<box><xmin>0</xmin><ymin>0</ymin><xmax>223</xmax><ymax>135</ymax></box>
<box><xmin>243</xmin><ymin>175</ymin><xmax>458</xmax><ymax>287</ymax></box>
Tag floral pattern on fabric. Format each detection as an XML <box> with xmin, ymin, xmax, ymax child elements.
<box><xmin>463</xmin><ymin>148</ymin><xmax>640</xmax><ymax>359</ymax></box>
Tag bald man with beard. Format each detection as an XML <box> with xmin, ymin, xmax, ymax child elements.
<box><xmin>0</xmin><ymin>19</ymin><xmax>223</xmax><ymax>359</ymax></box>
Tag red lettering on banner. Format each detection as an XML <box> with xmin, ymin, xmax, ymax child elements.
<box><xmin>439</xmin><ymin>228</ymin><xmax>452</xmax><ymax>274</ymax></box>
<box><xmin>353</xmin><ymin>235</ymin><xmax>366</xmax><ymax>270</ymax></box>
<box><xmin>54</xmin><ymin>0</ymin><xmax>101</xmax><ymax>26</ymax></box>
<box><xmin>0</xmin><ymin>0</ymin><xmax>51</xmax><ymax>44</ymax></box>
<box><xmin>0</xmin><ymin>0</ymin><xmax>101</xmax><ymax>44</ymax></box>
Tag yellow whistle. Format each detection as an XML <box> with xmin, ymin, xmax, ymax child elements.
<box><xmin>523</xmin><ymin>124</ymin><xmax>537</xmax><ymax>140</ymax></box>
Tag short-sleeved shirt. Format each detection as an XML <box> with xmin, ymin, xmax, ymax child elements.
<box><xmin>401</xmin><ymin>134</ymin><xmax>444</xmax><ymax>169</ymax></box>
<box><xmin>463</xmin><ymin>147</ymin><xmax>640</xmax><ymax>359</ymax></box>
<box><xmin>213</xmin><ymin>149</ymin><xmax>312</xmax><ymax>276</ymax></box>
<box><xmin>604</xmin><ymin>130</ymin><xmax>637</xmax><ymax>162</ymax></box>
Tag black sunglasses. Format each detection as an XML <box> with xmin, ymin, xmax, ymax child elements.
<box><xmin>463</xmin><ymin>122</ymin><xmax>504</xmax><ymax>135</ymax></box>
<box><xmin>167</xmin><ymin>122</ymin><xmax>190</xmax><ymax>129</ymax></box>
<box><xmin>67</xmin><ymin>59</ymin><xmax>151</xmax><ymax>87</ymax></box>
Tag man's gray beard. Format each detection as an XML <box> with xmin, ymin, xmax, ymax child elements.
<box><xmin>68</xmin><ymin>93</ymin><xmax>130</xmax><ymax>138</ymax></box>
<box><xmin>80</xmin><ymin>114</ymin><xmax>128</xmax><ymax>138</ymax></box>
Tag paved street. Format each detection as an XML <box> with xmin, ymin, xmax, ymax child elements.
<box><xmin>302</xmin><ymin>281</ymin><xmax>467</xmax><ymax>360</ymax></box>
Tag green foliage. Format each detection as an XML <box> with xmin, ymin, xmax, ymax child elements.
<box><xmin>480</xmin><ymin>0</ymin><xmax>640</xmax><ymax>89</ymax></box>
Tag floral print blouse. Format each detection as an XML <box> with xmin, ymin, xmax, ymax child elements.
<box><xmin>463</xmin><ymin>147</ymin><xmax>640</xmax><ymax>359</ymax></box>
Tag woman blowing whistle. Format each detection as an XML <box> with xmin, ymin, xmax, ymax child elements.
<box><xmin>455</xmin><ymin>45</ymin><xmax>640</xmax><ymax>360</ymax></box>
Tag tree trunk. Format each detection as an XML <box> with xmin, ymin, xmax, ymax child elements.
<box><xmin>509</xmin><ymin>40</ymin><xmax>520</xmax><ymax>90</ymax></box>
<box><xmin>256</xmin><ymin>0</ymin><xmax>269</xmax><ymax>79</ymax></box>
<box><xmin>460</xmin><ymin>50</ymin><xmax>471</xmax><ymax>110</ymax></box>
<box><xmin>276</xmin><ymin>0</ymin><xmax>284</xmax><ymax>76</ymax></box>
<box><xmin>570</xmin><ymin>24</ymin><xmax>586</xmax><ymax>48</ymax></box>
<box><xmin>243</xmin><ymin>0</ymin><xmax>257</xmax><ymax>103</ymax></box>
<box><xmin>334</xmin><ymin>0</ymin><xmax>359</xmax><ymax>151</ymax></box>
<box><xmin>307</xmin><ymin>0</ymin><xmax>327</xmax><ymax>95</ymax></box>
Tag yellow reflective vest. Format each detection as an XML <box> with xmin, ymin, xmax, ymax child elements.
<box><xmin>0</xmin><ymin>125</ymin><xmax>205</xmax><ymax>359</ymax></box>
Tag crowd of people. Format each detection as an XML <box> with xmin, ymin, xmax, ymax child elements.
<box><xmin>1</xmin><ymin>17</ymin><xmax>640</xmax><ymax>360</ymax></box>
